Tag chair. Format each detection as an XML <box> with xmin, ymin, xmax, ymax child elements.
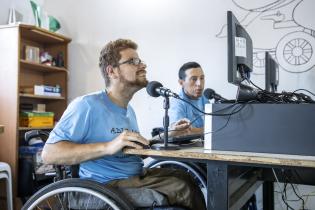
<box><xmin>22</xmin><ymin>130</ymin><xmax>188</xmax><ymax>210</ymax></box>
<box><xmin>0</xmin><ymin>162</ymin><xmax>13</xmax><ymax>210</ymax></box>
<box><xmin>22</xmin><ymin>164</ymin><xmax>188</xmax><ymax>210</ymax></box>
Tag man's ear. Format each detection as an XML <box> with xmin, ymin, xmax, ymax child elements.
<box><xmin>106</xmin><ymin>65</ymin><xmax>118</xmax><ymax>79</ymax></box>
<box><xmin>178</xmin><ymin>79</ymin><xmax>184</xmax><ymax>86</ymax></box>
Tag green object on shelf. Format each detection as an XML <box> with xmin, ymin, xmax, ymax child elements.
<box><xmin>49</xmin><ymin>16</ymin><xmax>61</xmax><ymax>32</ymax></box>
<box><xmin>30</xmin><ymin>0</ymin><xmax>41</xmax><ymax>27</ymax></box>
<box><xmin>30</xmin><ymin>0</ymin><xmax>61</xmax><ymax>32</ymax></box>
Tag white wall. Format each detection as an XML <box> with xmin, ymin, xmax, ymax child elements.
<box><xmin>42</xmin><ymin>0</ymin><xmax>315</xmax><ymax>136</ymax></box>
<box><xmin>1</xmin><ymin>0</ymin><xmax>315</xmax><ymax>209</ymax></box>
<box><xmin>42</xmin><ymin>0</ymin><xmax>238</xmax><ymax>138</ymax></box>
<box><xmin>2</xmin><ymin>0</ymin><xmax>314</xmax><ymax>142</ymax></box>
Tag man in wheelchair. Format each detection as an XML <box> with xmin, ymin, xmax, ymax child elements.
<box><xmin>41</xmin><ymin>39</ymin><xmax>206</xmax><ymax>210</ymax></box>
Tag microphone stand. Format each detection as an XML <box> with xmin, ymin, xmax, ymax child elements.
<box><xmin>151</xmin><ymin>96</ymin><xmax>179</xmax><ymax>150</ymax></box>
<box><xmin>163</xmin><ymin>96</ymin><xmax>169</xmax><ymax>148</ymax></box>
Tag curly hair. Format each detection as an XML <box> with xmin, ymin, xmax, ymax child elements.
<box><xmin>99</xmin><ymin>39</ymin><xmax>138</xmax><ymax>87</ymax></box>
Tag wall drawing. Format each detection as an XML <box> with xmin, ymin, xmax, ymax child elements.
<box><xmin>216</xmin><ymin>0</ymin><xmax>315</xmax><ymax>74</ymax></box>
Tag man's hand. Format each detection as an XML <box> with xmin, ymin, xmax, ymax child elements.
<box><xmin>107</xmin><ymin>130</ymin><xmax>149</xmax><ymax>154</ymax></box>
<box><xmin>169</xmin><ymin>118</ymin><xmax>192</xmax><ymax>137</ymax></box>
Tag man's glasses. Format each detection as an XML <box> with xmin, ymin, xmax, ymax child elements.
<box><xmin>114</xmin><ymin>58</ymin><xmax>145</xmax><ymax>67</ymax></box>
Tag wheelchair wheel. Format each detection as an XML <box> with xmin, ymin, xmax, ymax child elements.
<box><xmin>22</xmin><ymin>178</ymin><xmax>133</xmax><ymax>210</ymax></box>
<box><xmin>145</xmin><ymin>160</ymin><xmax>207</xmax><ymax>204</ymax></box>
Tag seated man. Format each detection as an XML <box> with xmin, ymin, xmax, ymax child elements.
<box><xmin>41</xmin><ymin>39</ymin><xmax>206</xmax><ymax>210</ymax></box>
<box><xmin>169</xmin><ymin>62</ymin><xmax>209</xmax><ymax>135</ymax></box>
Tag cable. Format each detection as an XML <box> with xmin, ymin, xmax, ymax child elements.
<box><xmin>188</xmin><ymin>104</ymin><xmax>240</xmax><ymax>127</ymax></box>
<box><xmin>272</xmin><ymin>168</ymin><xmax>295</xmax><ymax>210</ymax></box>
<box><xmin>204</xmin><ymin>103</ymin><xmax>246</xmax><ymax>135</ymax></box>
<box><xmin>176</xmin><ymin>96</ymin><xmax>243</xmax><ymax>116</ymax></box>
<box><xmin>281</xmin><ymin>170</ymin><xmax>305</xmax><ymax>210</ymax></box>
<box><xmin>249</xmin><ymin>80</ymin><xmax>264</xmax><ymax>91</ymax></box>
<box><xmin>293</xmin><ymin>89</ymin><xmax>315</xmax><ymax>97</ymax></box>
<box><xmin>189</xmin><ymin>114</ymin><xmax>204</xmax><ymax>126</ymax></box>
<box><xmin>289</xmin><ymin>182</ymin><xmax>305</xmax><ymax>209</ymax></box>
<box><xmin>301</xmin><ymin>190</ymin><xmax>315</xmax><ymax>208</ymax></box>
<box><xmin>166</xmin><ymin>102</ymin><xmax>246</xmax><ymax>136</ymax></box>
<box><xmin>248</xmin><ymin>80</ymin><xmax>314</xmax><ymax>104</ymax></box>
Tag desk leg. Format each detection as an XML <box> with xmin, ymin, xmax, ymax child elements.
<box><xmin>263</xmin><ymin>181</ymin><xmax>274</xmax><ymax>210</ymax></box>
<box><xmin>207</xmin><ymin>162</ymin><xmax>228</xmax><ymax>210</ymax></box>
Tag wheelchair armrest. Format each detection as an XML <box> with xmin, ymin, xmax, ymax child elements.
<box><xmin>24</xmin><ymin>130</ymin><xmax>50</xmax><ymax>142</ymax></box>
<box><xmin>54</xmin><ymin>164</ymin><xmax>80</xmax><ymax>181</ymax></box>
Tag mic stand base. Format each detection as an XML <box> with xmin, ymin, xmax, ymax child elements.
<box><xmin>150</xmin><ymin>143</ymin><xmax>179</xmax><ymax>150</ymax></box>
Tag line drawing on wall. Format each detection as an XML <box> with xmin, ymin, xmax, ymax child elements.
<box><xmin>216</xmin><ymin>0</ymin><xmax>315</xmax><ymax>74</ymax></box>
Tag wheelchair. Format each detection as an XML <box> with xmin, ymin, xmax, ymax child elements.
<box><xmin>21</xmin><ymin>130</ymin><xmax>191</xmax><ymax>210</ymax></box>
<box><xmin>144</xmin><ymin>159</ymin><xmax>207</xmax><ymax>203</ymax></box>
<box><xmin>148</xmin><ymin>128</ymin><xmax>208</xmax><ymax>202</ymax></box>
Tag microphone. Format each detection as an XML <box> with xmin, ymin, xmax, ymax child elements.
<box><xmin>146</xmin><ymin>81</ymin><xmax>178</xmax><ymax>98</ymax></box>
<box><xmin>203</xmin><ymin>88</ymin><xmax>227</xmax><ymax>101</ymax></box>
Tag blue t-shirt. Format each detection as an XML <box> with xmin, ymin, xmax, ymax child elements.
<box><xmin>169</xmin><ymin>89</ymin><xmax>209</xmax><ymax>128</ymax></box>
<box><xmin>46</xmin><ymin>90</ymin><xmax>143</xmax><ymax>183</ymax></box>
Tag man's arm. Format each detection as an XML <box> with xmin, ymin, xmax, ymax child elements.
<box><xmin>188</xmin><ymin>127</ymin><xmax>204</xmax><ymax>135</ymax></box>
<box><xmin>42</xmin><ymin>130</ymin><xmax>149</xmax><ymax>165</ymax></box>
<box><xmin>150</xmin><ymin>119</ymin><xmax>192</xmax><ymax>141</ymax></box>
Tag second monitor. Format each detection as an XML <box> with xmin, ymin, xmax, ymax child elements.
<box><xmin>265</xmin><ymin>52</ymin><xmax>279</xmax><ymax>93</ymax></box>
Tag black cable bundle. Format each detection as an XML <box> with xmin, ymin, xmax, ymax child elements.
<box><xmin>249</xmin><ymin>80</ymin><xmax>315</xmax><ymax>104</ymax></box>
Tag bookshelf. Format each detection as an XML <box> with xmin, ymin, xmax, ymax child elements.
<box><xmin>0</xmin><ymin>24</ymin><xmax>71</xmax><ymax>209</ymax></box>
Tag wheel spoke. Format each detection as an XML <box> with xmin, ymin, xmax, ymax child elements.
<box><xmin>304</xmin><ymin>48</ymin><xmax>313</xmax><ymax>54</ymax></box>
<box><xmin>287</xmin><ymin>41</ymin><xmax>295</xmax><ymax>49</ymax></box>
<box><xmin>283</xmin><ymin>49</ymin><xmax>292</xmax><ymax>55</ymax></box>
<box><xmin>300</xmin><ymin>40</ymin><xmax>308</xmax><ymax>49</ymax></box>
<box><xmin>301</xmin><ymin>54</ymin><xmax>309</xmax><ymax>63</ymax></box>
<box><xmin>287</xmin><ymin>55</ymin><xmax>294</xmax><ymax>64</ymax></box>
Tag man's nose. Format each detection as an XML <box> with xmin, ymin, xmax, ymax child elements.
<box><xmin>140</xmin><ymin>62</ymin><xmax>147</xmax><ymax>69</ymax></box>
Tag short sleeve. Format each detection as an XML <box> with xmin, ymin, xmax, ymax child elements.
<box><xmin>169</xmin><ymin>98</ymin><xmax>187</xmax><ymax>125</ymax></box>
<box><xmin>46</xmin><ymin>98</ymin><xmax>92</xmax><ymax>144</ymax></box>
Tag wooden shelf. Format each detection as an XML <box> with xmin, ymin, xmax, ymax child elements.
<box><xmin>19</xmin><ymin>24</ymin><xmax>71</xmax><ymax>44</ymax></box>
<box><xmin>19</xmin><ymin>126</ymin><xmax>54</xmax><ymax>131</ymax></box>
<box><xmin>19</xmin><ymin>93</ymin><xmax>65</xmax><ymax>100</ymax></box>
<box><xmin>20</xmin><ymin>59</ymin><xmax>68</xmax><ymax>73</ymax></box>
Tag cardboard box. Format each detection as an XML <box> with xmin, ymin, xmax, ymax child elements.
<box><xmin>20</xmin><ymin>111</ymin><xmax>54</xmax><ymax>127</ymax></box>
<box><xmin>25</xmin><ymin>45</ymin><xmax>40</xmax><ymax>63</ymax></box>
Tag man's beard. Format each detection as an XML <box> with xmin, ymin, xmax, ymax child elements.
<box><xmin>118</xmin><ymin>72</ymin><xmax>148</xmax><ymax>88</ymax></box>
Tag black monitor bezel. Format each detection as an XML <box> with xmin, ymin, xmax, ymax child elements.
<box><xmin>227</xmin><ymin>11</ymin><xmax>253</xmax><ymax>86</ymax></box>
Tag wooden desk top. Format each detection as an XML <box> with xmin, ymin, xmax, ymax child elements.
<box><xmin>0</xmin><ymin>125</ymin><xmax>4</xmax><ymax>134</ymax></box>
<box><xmin>124</xmin><ymin>147</ymin><xmax>315</xmax><ymax>168</ymax></box>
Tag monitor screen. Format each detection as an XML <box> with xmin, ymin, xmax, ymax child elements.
<box><xmin>227</xmin><ymin>11</ymin><xmax>253</xmax><ymax>86</ymax></box>
<box><xmin>265</xmin><ymin>52</ymin><xmax>279</xmax><ymax>93</ymax></box>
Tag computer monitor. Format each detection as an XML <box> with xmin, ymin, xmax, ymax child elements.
<box><xmin>265</xmin><ymin>52</ymin><xmax>279</xmax><ymax>93</ymax></box>
<box><xmin>227</xmin><ymin>11</ymin><xmax>253</xmax><ymax>86</ymax></box>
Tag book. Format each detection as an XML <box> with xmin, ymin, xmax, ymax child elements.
<box><xmin>34</xmin><ymin>85</ymin><xmax>61</xmax><ymax>97</ymax></box>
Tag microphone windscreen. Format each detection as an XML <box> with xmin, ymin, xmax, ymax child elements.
<box><xmin>146</xmin><ymin>81</ymin><xmax>163</xmax><ymax>97</ymax></box>
<box><xmin>203</xmin><ymin>88</ymin><xmax>215</xmax><ymax>99</ymax></box>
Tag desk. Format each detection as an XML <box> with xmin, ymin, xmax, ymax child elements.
<box><xmin>124</xmin><ymin>147</ymin><xmax>315</xmax><ymax>210</ymax></box>
<box><xmin>0</xmin><ymin>125</ymin><xmax>4</xmax><ymax>134</ymax></box>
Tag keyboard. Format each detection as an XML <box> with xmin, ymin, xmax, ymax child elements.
<box><xmin>168</xmin><ymin>134</ymin><xmax>203</xmax><ymax>144</ymax></box>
